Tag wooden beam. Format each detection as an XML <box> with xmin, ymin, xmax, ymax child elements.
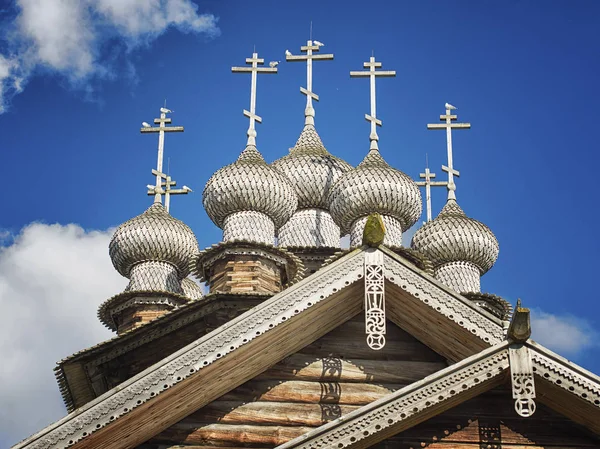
<box><xmin>71</xmin><ymin>284</ymin><xmax>363</xmax><ymax>449</ymax></box>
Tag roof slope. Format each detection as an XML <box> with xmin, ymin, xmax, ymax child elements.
<box><xmin>276</xmin><ymin>341</ymin><xmax>600</xmax><ymax>449</ymax></box>
<box><xmin>12</xmin><ymin>246</ymin><xmax>512</xmax><ymax>449</ymax></box>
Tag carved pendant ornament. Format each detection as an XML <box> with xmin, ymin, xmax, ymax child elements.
<box><xmin>364</xmin><ymin>249</ymin><xmax>386</xmax><ymax>350</ymax></box>
<box><xmin>509</xmin><ymin>344</ymin><xmax>536</xmax><ymax>417</ymax></box>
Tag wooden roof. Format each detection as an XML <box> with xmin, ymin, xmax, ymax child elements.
<box><xmin>14</xmin><ymin>245</ymin><xmax>598</xmax><ymax>449</ymax></box>
<box><xmin>276</xmin><ymin>341</ymin><xmax>600</xmax><ymax>448</ymax></box>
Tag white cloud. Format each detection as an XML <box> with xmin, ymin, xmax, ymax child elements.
<box><xmin>0</xmin><ymin>223</ymin><xmax>127</xmax><ymax>446</ymax></box>
<box><xmin>0</xmin><ymin>0</ymin><xmax>219</xmax><ymax>112</ymax></box>
<box><xmin>531</xmin><ymin>309</ymin><xmax>598</xmax><ymax>357</ymax></box>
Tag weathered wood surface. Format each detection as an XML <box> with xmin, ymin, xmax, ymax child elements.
<box><xmin>218</xmin><ymin>380</ymin><xmax>403</xmax><ymax>404</ymax></box>
<box><xmin>210</xmin><ymin>256</ymin><xmax>282</xmax><ymax>294</ymax></box>
<box><xmin>152</xmin><ymin>424</ymin><xmax>311</xmax><ymax>446</ymax></box>
<box><xmin>146</xmin><ymin>315</ymin><xmax>448</xmax><ymax>448</ymax></box>
<box><xmin>255</xmin><ymin>354</ymin><xmax>444</xmax><ymax>383</ymax></box>
<box><xmin>386</xmin><ymin>282</ymin><xmax>491</xmax><ymax>363</ymax></box>
<box><xmin>73</xmin><ymin>284</ymin><xmax>364</xmax><ymax>449</ymax></box>
<box><xmin>185</xmin><ymin>401</ymin><xmax>360</xmax><ymax>426</ymax></box>
<box><xmin>369</xmin><ymin>390</ymin><xmax>600</xmax><ymax>449</ymax></box>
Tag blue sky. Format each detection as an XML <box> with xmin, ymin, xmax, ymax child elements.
<box><xmin>1</xmin><ymin>0</ymin><xmax>600</xmax><ymax>446</ymax></box>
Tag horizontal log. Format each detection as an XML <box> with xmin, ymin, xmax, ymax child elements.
<box><xmin>299</xmin><ymin>334</ymin><xmax>443</xmax><ymax>361</ymax></box>
<box><xmin>325</xmin><ymin>316</ymin><xmax>423</xmax><ymax>342</ymax></box>
<box><xmin>256</xmin><ymin>354</ymin><xmax>446</xmax><ymax>383</ymax></box>
<box><xmin>219</xmin><ymin>380</ymin><xmax>403</xmax><ymax>405</ymax></box>
<box><xmin>184</xmin><ymin>401</ymin><xmax>359</xmax><ymax>426</ymax></box>
<box><xmin>153</xmin><ymin>423</ymin><xmax>312</xmax><ymax>446</ymax></box>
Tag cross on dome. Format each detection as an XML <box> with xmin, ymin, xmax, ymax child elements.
<box><xmin>427</xmin><ymin>103</ymin><xmax>470</xmax><ymax>200</ymax></box>
<box><xmin>350</xmin><ymin>55</ymin><xmax>396</xmax><ymax>150</ymax></box>
<box><xmin>232</xmin><ymin>51</ymin><xmax>278</xmax><ymax>147</ymax></box>
<box><xmin>286</xmin><ymin>39</ymin><xmax>334</xmax><ymax>125</ymax></box>
<box><xmin>140</xmin><ymin>107</ymin><xmax>184</xmax><ymax>205</ymax></box>
<box><xmin>415</xmin><ymin>155</ymin><xmax>448</xmax><ymax>222</ymax></box>
<box><xmin>146</xmin><ymin>170</ymin><xmax>192</xmax><ymax>213</ymax></box>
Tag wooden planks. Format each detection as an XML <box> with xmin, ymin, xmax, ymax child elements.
<box><xmin>147</xmin><ymin>315</ymin><xmax>449</xmax><ymax>448</ymax></box>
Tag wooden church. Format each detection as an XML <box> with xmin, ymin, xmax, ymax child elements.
<box><xmin>12</xmin><ymin>41</ymin><xmax>600</xmax><ymax>449</ymax></box>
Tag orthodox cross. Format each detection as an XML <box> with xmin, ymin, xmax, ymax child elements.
<box><xmin>350</xmin><ymin>56</ymin><xmax>396</xmax><ymax>150</ymax></box>
<box><xmin>426</xmin><ymin>103</ymin><xmax>470</xmax><ymax>200</ymax></box>
<box><xmin>286</xmin><ymin>40</ymin><xmax>334</xmax><ymax>125</ymax></box>
<box><xmin>232</xmin><ymin>51</ymin><xmax>277</xmax><ymax>146</ymax></box>
<box><xmin>147</xmin><ymin>171</ymin><xmax>192</xmax><ymax>213</ymax></box>
<box><xmin>140</xmin><ymin>107</ymin><xmax>184</xmax><ymax>205</ymax></box>
<box><xmin>415</xmin><ymin>155</ymin><xmax>448</xmax><ymax>222</ymax></box>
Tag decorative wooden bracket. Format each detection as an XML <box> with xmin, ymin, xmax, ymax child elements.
<box><xmin>509</xmin><ymin>343</ymin><xmax>536</xmax><ymax>417</ymax></box>
<box><xmin>507</xmin><ymin>299</ymin><xmax>535</xmax><ymax>417</ymax></box>
<box><xmin>364</xmin><ymin>248</ymin><xmax>385</xmax><ymax>350</ymax></box>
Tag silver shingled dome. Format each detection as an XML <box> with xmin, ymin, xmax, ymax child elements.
<box><xmin>411</xmin><ymin>199</ymin><xmax>499</xmax><ymax>274</ymax></box>
<box><xmin>327</xmin><ymin>149</ymin><xmax>422</xmax><ymax>234</ymax></box>
<box><xmin>272</xmin><ymin>125</ymin><xmax>352</xmax><ymax>209</ymax></box>
<box><xmin>203</xmin><ymin>145</ymin><xmax>298</xmax><ymax>229</ymax></box>
<box><xmin>181</xmin><ymin>277</ymin><xmax>204</xmax><ymax>300</ymax></box>
<box><xmin>109</xmin><ymin>203</ymin><xmax>198</xmax><ymax>279</ymax></box>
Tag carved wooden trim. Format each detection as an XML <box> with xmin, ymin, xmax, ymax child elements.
<box><xmin>364</xmin><ymin>248</ymin><xmax>386</xmax><ymax>350</ymax></box>
<box><xmin>382</xmin><ymin>250</ymin><xmax>504</xmax><ymax>345</ymax></box>
<box><xmin>13</xmin><ymin>250</ymin><xmax>365</xmax><ymax>449</ymax></box>
<box><xmin>277</xmin><ymin>343</ymin><xmax>510</xmax><ymax>449</ymax></box>
<box><xmin>509</xmin><ymin>344</ymin><xmax>536</xmax><ymax>417</ymax></box>
<box><xmin>530</xmin><ymin>343</ymin><xmax>600</xmax><ymax>410</ymax></box>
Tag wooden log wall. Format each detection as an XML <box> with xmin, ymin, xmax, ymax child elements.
<box><xmin>371</xmin><ymin>387</ymin><xmax>600</xmax><ymax>448</ymax></box>
<box><xmin>141</xmin><ymin>315</ymin><xmax>448</xmax><ymax>448</ymax></box>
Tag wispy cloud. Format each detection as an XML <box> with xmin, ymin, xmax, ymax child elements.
<box><xmin>0</xmin><ymin>0</ymin><xmax>220</xmax><ymax>113</ymax></box>
<box><xmin>531</xmin><ymin>309</ymin><xmax>598</xmax><ymax>357</ymax></box>
<box><xmin>0</xmin><ymin>222</ymin><xmax>126</xmax><ymax>446</ymax></box>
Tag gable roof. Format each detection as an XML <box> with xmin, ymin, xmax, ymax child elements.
<box><xmin>13</xmin><ymin>245</ymin><xmax>508</xmax><ymax>449</ymax></box>
<box><xmin>275</xmin><ymin>340</ymin><xmax>600</xmax><ymax>449</ymax></box>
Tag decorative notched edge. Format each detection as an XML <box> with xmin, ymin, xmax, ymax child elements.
<box><xmin>13</xmin><ymin>249</ymin><xmax>365</xmax><ymax>449</ymax></box>
<box><xmin>530</xmin><ymin>342</ymin><xmax>600</xmax><ymax>410</ymax></box>
<box><xmin>381</xmin><ymin>249</ymin><xmax>505</xmax><ymax>344</ymax></box>
<box><xmin>277</xmin><ymin>343</ymin><xmax>511</xmax><ymax>449</ymax></box>
<box><xmin>97</xmin><ymin>290</ymin><xmax>190</xmax><ymax>331</ymax></box>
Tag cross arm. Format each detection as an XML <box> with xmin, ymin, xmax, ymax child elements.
<box><xmin>154</xmin><ymin>118</ymin><xmax>172</xmax><ymax>124</ymax></box>
<box><xmin>231</xmin><ymin>67</ymin><xmax>278</xmax><ymax>73</ymax></box>
<box><xmin>427</xmin><ymin>123</ymin><xmax>471</xmax><ymax>129</ymax></box>
<box><xmin>350</xmin><ymin>71</ymin><xmax>396</xmax><ymax>77</ymax></box>
<box><xmin>141</xmin><ymin>126</ymin><xmax>184</xmax><ymax>133</ymax></box>
<box><xmin>286</xmin><ymin>54</ymin><xmax>334</xmax><ymax>61</ymax></box>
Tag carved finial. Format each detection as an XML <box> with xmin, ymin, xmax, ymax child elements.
<box><xmin>140</xmin><ymin>107</ymin><xmax>184</xmax><ymax>206</ymax></box>
<box><xmin>427</xmin><ymin>103</ymin><xmax>471</xmax><ymax>201</ymax></box>
<box><xmin>286</xmin><ymin>39</ymin><xmax>334</xmax><ymax>125</ymax></box>
<box><xmin>350</xmin><ymin>55</ymin><xmax>396</xmax><ymax>151</ymax></box>
<box><xmin>232</xmin><ymin>51</ymin><xmax>278</xmax><ymax>146</ymax></box>
<box><xmin>507</xmin><ymin>299</ymin><xmax>531</xmax><ymax>342</ymax></box>
<box><xmin>362</xmin><ymin>213</ymin><xmax>386</xmax><ymax>247</ymax></box>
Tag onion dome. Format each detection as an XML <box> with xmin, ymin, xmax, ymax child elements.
<box><xmin>327</xmin><ymin>148</ymin><xmax>422</xmax><ymax>246</ymax></box>
<box><xmin>272</xmin><ymin>125</ymin><xmax>352</xmax><ymax>209</ymax></box>
<box><xmin>109</xmin><ymin>202</ymin><xmax>198</xmax><ymax>279</ymax></box>
<box><xmin>181</xmin><ymin>277</ymin><xmax>204</xmax><ymax>300</ymax></box>
<box><xmin>411</xmin><ymin>199</ymin><xmax>499</xmax><ymax>273</ymax></box>
<box><xmin>203</xmin><ymin>145</ymin><xmax>297</xmax><ymax>235</ymax></box>
<box><xmin>411</xmin><ymin>199</ymin><xmax>499</xmax><ymax>293</ymax></box>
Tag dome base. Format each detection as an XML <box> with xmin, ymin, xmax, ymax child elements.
<box><xmin>127</xmin><ymin>261</ymin><xmax>183</xmax><ymax>294</ymax></box>
<box><xmin>223</xmin><ymin>211</ymin><xmax>275</xmax><ymax>245</ymax></box>
<box><xmin>350</xmin><ymin>215</ymin><xmax>403</xmax><ymax>248</ymax></box>
<box><xmin>278</xmin><ymin>208</ymin><xmax>341</xmax><ymax>248</ymax></box>
<box><xmin>435</xmin><ymin>261</ymin><xmax>481</xmax><ymax>293</ymax></box>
